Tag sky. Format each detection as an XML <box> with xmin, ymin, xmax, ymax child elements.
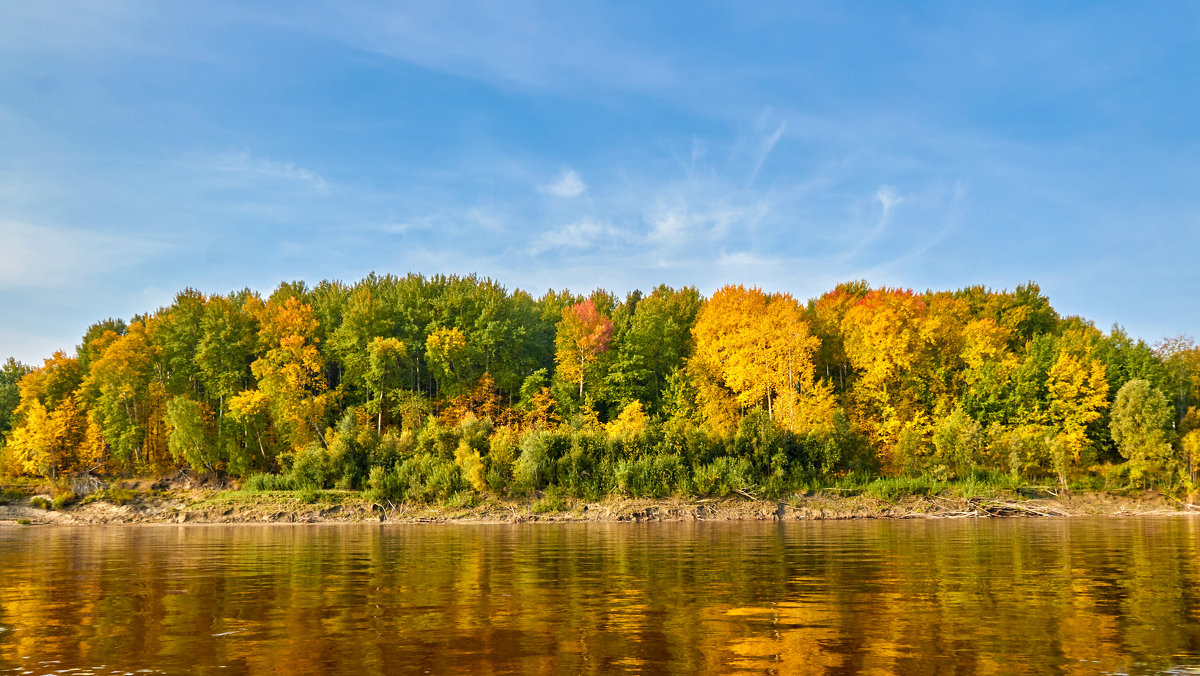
<box><xmin>1</xmin><ymin>1</ymin><xmax>1198</xmax><ymax>364</ymax></box>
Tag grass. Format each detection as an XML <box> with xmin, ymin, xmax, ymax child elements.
<box><xmin>817</xmin><ymin>469</ymin><xmax>1025</xmax><ymax>502</ymax></box>
<box><xmin>0</xmin><ymin>488</ymin><xmax>25</xmax><ymax>506</ymax></box>
<box><xmin>16</xmin><ymin>518</ymin><xmax>30</xmax><ymax>525</ymax></box>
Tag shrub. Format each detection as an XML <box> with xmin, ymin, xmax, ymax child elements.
<box><xmin>289</xmin><ymin>443</ymin><xmax>334</xmax><ymax>489</ymax></box>
<box><xmin>448</xmin><ymin>491</ymin><xmax>480</xmax><ymax>509</ymax></box>
<box><xmin>30</xmin><ymin>496</ymin><xmax>51</xmax><ymax>510</ymax></box>
<box><xmin>692</xmin><ymin>456</ymin><xmax>754</xmax><ymax>497</ymax></box>
<box><xmin>99</xmin><ymin>487</ymin><xmax>138</xmax><ymax>505</ymax></box>
<box><xmin>514</xmin><ymin>432</ymin><xmax>554</xmax><ymax>493</ymax></box>
<box><xmin>366</xmin><ymin>465</ymin><xmax>404</xmax><ymax>504</ymax></box>
<box><xmin>50</xmin><ymin>491</ymin><xmax>76</xmax><ymax>510</ymax></box>
<box><xmin>243</xmin><ymin>473</ymin><xmax>296</xmax><ymax>492</ymax></box>
<box><xmin>455</xmin><ymin>440</ymin><xmax>488</xmax><ymax>492</ymax></box>
<box><xmin>532</xmin><ymin>491</ymin><xmax>567</xmax><ymax>513</ymax></box>
<box><xmin>372</xmin><ymin>453</ymin><xmax>467</xmax><ymax>503</ymax></box>
<box><xmin>614</xmin><ymin>453</ymin><xmax>687</xmax><ymax>498</ymax></box>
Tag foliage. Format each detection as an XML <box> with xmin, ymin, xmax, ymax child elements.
<box><xmin>1110</xmin><ymin>379</ymin><xmax>1175</xmax><ymax>485</ymax></box>
<box><xmin>2</xmin><ymin>272</ymin><xmax>1196</xmax><ymax>501</ymax></box>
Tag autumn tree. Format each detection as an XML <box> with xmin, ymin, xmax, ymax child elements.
<box><xmin>248</xmin><ymin>296</ymin><xmax>329</xmax><ymax>451</ymax></box>
<box><xmin>81</xmin><ymin>321</ymin><xmax>165</xmax><ymax>469</ymax></box>
<box><xmin>840</xmin><ymin>289</ymin><xmax>928</xmax><ymax>459</ymax></box>
<box><xmin>1044</xmin><ymin>348</ymin><xmax>1109</xmax><ymax>484</ymax></box>
<box><xmin>555</xmin><ymin>299</ymin><xmax>613</xmax><ymax>400</ymax></box>
<box><xmin>690</xmin><ymin>285</ymin><xmax>823</xmax><ymax>434</ymax></box>
<box><xmin>425</xmin><ymin>326</ymin><xmax>469</xmax><ymax>397</ymax></box>
<box><xmin>165</xmin><ymin>396</ymin><xmax>217</xmax><ymax>473</ymax></box>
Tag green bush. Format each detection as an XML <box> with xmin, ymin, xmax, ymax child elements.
<box><xmin>289</xmin><ymin>443</ymin><xmax>335</xmax><ymax>489</ymax></box>
<box><xmin>30</xmin><ymin>496</ymin><xmax>51</xmax><ymax>510</ymax></box>
<box><xmin>0</xmin><ymin>488</ymin><xmax>24</xmax><ymax>505</ymax></box>
<box><xmin>532</xmin><ymin>491</ymin><xmax>567</xmax><ymax>513</ymax></box>
<box><xmin>692</xmin><ymin>456</ymin><xmax>754</xmax><ymax>497</ymax></box>
<box><xmin>863</xmin><ymin>476</ymin><xmax>940</xmax><ymax>501</ymax></box>
<box><xmin>514</xmin><ymin>432</ymin><xmax>554</xmax><ymax>493</ymax></box>
<box><xmin>98</xmin><ymin>487</ymin><xmax>138</xmax><ymax>505</ymax></box>
<box><xmin>50</xmin><ymin>491</ymin><xmax>76</xmax><ymax>510</ymax></box>
<box><xmin>614</xmin><ymin>453</ymin><xmax>688</xmax><ymax>498</ymax></box>
<box><xmin>370</xmin><ymin>453</ymin><xmax>467</xmax><ymax>504</ymax></box>
<box><xmin>366</xmin><ymin>465</ymin><xmax>404</xmax><ymax>503</ymax></box>
<box><xmin>448</xmin><ymin>491</ymin><xmax>480</xmax><ymax>509</ymax></box>
<box><xmin>243</xmin><ymin>473</ymin><xmax>297</xmax><ymax>492</ymax></box>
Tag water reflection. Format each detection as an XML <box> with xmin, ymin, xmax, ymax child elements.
<box><xmin>1</xmin><ymin>519</ymin><xmax>1199</xmax><ymax>674</ymax></box>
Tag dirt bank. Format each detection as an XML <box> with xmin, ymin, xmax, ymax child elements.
<box><xmin>1</xmin><ymin>480</ymin><xmax>1195</xmax><ymax>527</ymax></box>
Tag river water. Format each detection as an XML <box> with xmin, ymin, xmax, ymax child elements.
<box><xmin>1</xmin><ymin>518</ymin><xmax>1199</xmax><ymax>674</ymax></box>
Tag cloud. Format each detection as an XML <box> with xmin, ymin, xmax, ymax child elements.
<box><xmin>208</xmin><ymin>152</ymin><xmax>329</xmax><ymax>193</ymax></box>
<box><xmin>0</xmin><ymin>220</ymin><xmax>170</xmax><ymax>289</ymax></box>
<box><xmin>876</xmin><ymin>185</ymin><xmax>904</xmax><ymax>219</ymax></box>
<box><xmin>530</xmin><ymin>217</ymin><xmax>620</xmax><ymax>254</ymax></box>
<box><xmin>750</xmin><ymin>121</ymin><xmax>787</xmax><ymax>183</ymax></box>
<box><xmin>539</xmin><ymin>169</ymin><xmax>587</xmax><ymax>197</ymax></box>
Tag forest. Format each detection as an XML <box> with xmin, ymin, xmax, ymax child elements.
<box><xmin>1</xmin><ymin>273</ymin><xmax>1198</xmax><ymax>504</ymax></box>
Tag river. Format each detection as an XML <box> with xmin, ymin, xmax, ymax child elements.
<box><xmin>2</xmin><ymin>518</ymin><xmax>1199</xmax><ymax>674</ymax></box>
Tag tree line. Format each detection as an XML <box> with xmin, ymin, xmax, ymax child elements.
<box><xmin>1</xmin><ymin>273</ymin><xmax>1197</xmax><ymax>501</ymax></box>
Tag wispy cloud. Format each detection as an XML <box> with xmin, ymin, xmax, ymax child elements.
<box><xmin>209</xmin><ymin>152</ymin><xmax>329</xmax><ymax>193</ymax></box>
<box><xmin>750</xmin><ymin>121</ymin><xmax>787</xmax><ymax>184</ymax></box>
<box><xmin>539</xmin><ymin>169</ymin><xmax>587</xmax><ymax>197</ymax></box>
<box><xmin>530</xmin><ymin>217</ymin><xmax>621</xmax><ymax>254</ymax></box>
<box><xmin>0</xmin><ymin>220</ymin><xmax>170</xmax><ymax>289</ymax></box>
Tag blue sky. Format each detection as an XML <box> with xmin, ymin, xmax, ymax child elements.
<box><xmin>1</xmin><ymin>2</ymin><xmax>1198</xmax><ymax>364</ymax></box>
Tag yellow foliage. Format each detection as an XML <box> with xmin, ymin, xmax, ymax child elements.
<box><xmin>690</xmin><ymin>285</ymin><xmax>820</xmax><ymax>433</ymax></box>
<box><xmin>249</xmin><ymin>298</ymin><xmax>328</xmax><ymax>450</ymax></box>
<box><xmin>606</xmin><ymin>401</ymin><xmax>648</xmax><ymax>440</ymax></box>
<box><xmin>1045</xmin><ymin>351</ymin><xmax>1109</xmax><ymax>466</ymax></box>
<box><xmin>454</xmin><ymin>440</ymin><xmax>488</xmax><ymax>492</ymax></box>
<box><xmin>523</xmin><ymin>386</ymin><xmax>560</xmax><ymax>430</ymax></box>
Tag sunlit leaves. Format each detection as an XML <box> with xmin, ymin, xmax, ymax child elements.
<box><xmin>555</xmin><ymin>299</ymin><xmax>613</xmax><ymax>399</ymax></box>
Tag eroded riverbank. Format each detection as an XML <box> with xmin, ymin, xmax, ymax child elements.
<box><xmin>1</xmin><ymin>481</ymin><xmax>1194</xmax><ymax>526</ymax></box>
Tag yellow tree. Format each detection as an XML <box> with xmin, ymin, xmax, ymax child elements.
<box><xmin>6</xmin><ymin>394</ymin><xmax>89</xmax><ymax>479</ymax></box>
<box><xmin>425</xmin><ymin>327</ymin><xmax>468</xmax><ymax>397</ymax></box>
<box><xmin>249</xmin><ymin>296</ymin><xmax>329</xmax><ymax>450</ymax></box>
<box><xmin>690</xmin><ymin>285</ymin><xmax>821</xmax><ymax>433</ymax></box>
<box><xmin>1045</xmin><ymin>350</ymin><xmax>1109</xmax><ymax>484</ymax></box>
<box><xmin>840</xmin><ymin>289</ymin><xmax>928</xmax><ymax>458</ymax></box>
<box><xmin>81</xmin><ymin>321</ymin><xmax>165</xmax><ymax>470</ymax></box>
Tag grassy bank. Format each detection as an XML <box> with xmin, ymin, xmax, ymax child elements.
<box><xmin>1</xmin><ymin>474</ymin><xmax>1193</xmax><ymax>526</ymax></box>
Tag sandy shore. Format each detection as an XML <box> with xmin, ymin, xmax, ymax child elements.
<box><xmin>1</xmin><ymin>483</ymin><xmax>1194</xmax><ymax>526</ymax></box>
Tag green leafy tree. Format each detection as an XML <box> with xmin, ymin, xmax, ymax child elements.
<box><xmin>1111</xmin><ymin>379</ymin><xmax>1174</xmax><ymax>486</ymax></box>
<box><xmin>367</xmin><ymin>336</ymin><xmax>407</xmax><ymax>433</ymax></box>
<box><xmin>165</xmin><ymin>396</ymin><xmax>218</xmax><ymax>472</ymax></box>
<box><xmin>0</xmin><ymin>358</ymin><xmax>33</xmax><ymax>436</ymax></box>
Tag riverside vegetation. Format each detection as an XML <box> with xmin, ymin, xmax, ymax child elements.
<box><xmin>1</xmin><ymin>274</ymin><xmax>1198</xmax><ymax>519</ymax></box>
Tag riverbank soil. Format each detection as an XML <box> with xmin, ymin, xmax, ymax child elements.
<box><xmin>1</xmin><ymin>475</ymin><xmax>1195</xmax><ymax>526</ymax></box>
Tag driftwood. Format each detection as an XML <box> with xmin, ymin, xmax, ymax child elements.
<box><xmin>70</xmin><ymin>473</ymin><xmax>108</xmax><ymax>497</ymax></box>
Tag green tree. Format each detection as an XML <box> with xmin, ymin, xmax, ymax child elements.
<box><xmin>367</xmin><ymin>336</ymin><xmax>407</xmax><ymax>433</ymax></box>
<box><xmin>0</xmin><ymin>358</ymin><xmax>33</xmax><ymax>436</ymax></box>
<box><xmin>165</xmin><ymin>396</ymin><xmax>218</xmax><ymax>472</ymax></box>
<box><xmin>1111</xmin><ymin>379</ymin><xmax>1174</xmax><ymax>486</ymax></box>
